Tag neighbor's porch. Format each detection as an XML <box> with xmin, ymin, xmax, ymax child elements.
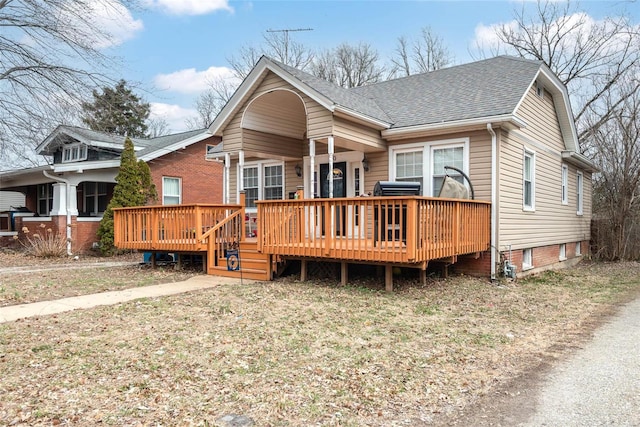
<box><xmin>113</xmin><ymin>195</ymin><xmax>490</xmax><ymax>289</ymax></box>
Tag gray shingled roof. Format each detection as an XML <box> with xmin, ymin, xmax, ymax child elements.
<box><xmin>270</xmin><ymin>56</ymin><xmax>543</xmax><ymax>129</ymax></box>
<box><xmin>46</xmin><ymin>126</ymin><xmax>208</xmax><ymax>156</ymax></box>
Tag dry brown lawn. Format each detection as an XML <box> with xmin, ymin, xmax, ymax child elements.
<box><xmin>1</xmin><ymin>251</ymin><xmax>639</xmax><ymax>426</ymax></box>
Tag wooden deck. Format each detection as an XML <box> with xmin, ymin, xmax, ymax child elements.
<box><xmin>114</xmin><ymin>196</ymin><xmax>491</xmax><ymax>285</ymax></box>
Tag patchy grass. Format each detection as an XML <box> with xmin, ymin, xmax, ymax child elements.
<box><xmin>0</xmin><ymin>251</ymin><xmax>200</xmax><ymax>307</ymax></box>
<box><xmin>0</xmin><ymin>261</ymin><xmax>639</xmax><ymax>426</ymax></box>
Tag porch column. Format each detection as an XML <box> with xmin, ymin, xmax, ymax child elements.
<box><xmin>328</xmin><ymin>135</ymin><xmax>334</xmax><ymax>198</ymax></box>
<box><xmin>238</xmin><ymin>150</ymin><xmax>245</xmax><ymax>204</ymax></box>
<box><xmin>309</xmin><ymin>139</ymin><xmax>315</xmax><ymax>199</ymax></box>
<box><xmin>224</xmin><ymin>152</ymin><xmax>231</xmax><ymax>204</ymax></box>
<box><xmin>50</xmin><ymin>183</ymin><xmax>78</xmax><ymax>216</ymax></box>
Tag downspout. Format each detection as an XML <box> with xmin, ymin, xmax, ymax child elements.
<box><xmin>487</xmin><ymin>123</ymin><xmax>497</xmax><ymax>280</ymax></box>
<box><xmin>43</xmin><ymin>170</ymin><xmax>73</xmax><ymax>256</ymax></box>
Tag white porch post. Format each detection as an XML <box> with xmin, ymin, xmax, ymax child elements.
<box><xmin>328</xmin><ymin>135</ymin><xmax>334</xmax><ymax>198</ymax></box>
<box><xmin>309</xmin><ymin>139</ymin><xmax>315</xmax><ymax>199</ymax></box>
<box><xmin>224</xmin><ymin>152</ymin><xmax>231</xmax><ymax>204</ymax></box>
<box><xmin>238</xmin><ymin>150</ymin><xmax>245</xmax><ymax>204</ymax></box>
<box><xmin>50</xmin><ymin>183</ymin><xmax>77</xmax><ymax>216</ymax></box>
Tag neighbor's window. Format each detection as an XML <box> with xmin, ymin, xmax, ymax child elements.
<box><xmin>83</xmin><ymin>182</ymin><xmax>109</xmax><ymax>215</ymax></box>
<box><xmin>561</xmin><ymin>164</ymin><xmax>568</xmax><ymax>205</ymax></box>
<box><xmin>162</xmin><ymin>177</ymin><xmax>181</xmax><ymax>205</ymax></box>
<box><xmin>37</xmin><ymin>183</ymin><xmax>53</xmax><ymax>215</ymax></box>
<box><xmin>523</xmin><ymin>150</ymin><xmax>535</xmax><ymax>210</ymax></box>
<box><xmin>62</xmin><ymin>143</ymin><xmax>87</xmax><ymax>163</ymax></box>
<box><xmin>522</xmin><ymin>248</ymin><xmax>533</xmax><ymax>270</ymax></box>
<box><xmin>576</xmin><ymin>171</ymin><xmax>583</xmax><ymax>215</ymax></box>
<box><xmin>559</xmin><ymin>243</ymin><xmax>566</xmax><ymax>261</ymax></box>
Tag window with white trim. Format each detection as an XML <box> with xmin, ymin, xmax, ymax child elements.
<box><xmin>395</xmin><ymin>150</ymin><xmax>424</xmax><ymax>190</ymax></box>
<box><xmin>241</xmin><ymin>162</ymin><xmax>284</xmax><ymax>210</ymax></box>
<box><xmin>37</xmin><ymin>183</ymin><xmax>53</xmax><ymax>215</ymax></box>
<box><xmin>559</xmin><ymin>243</ymin><xmax>566</xmax><ymax>261</ymax></box>
<box><xmin>390</xmin><ymin>138</ymin><xmax>469</xmax><ymax>196</ymax></box>
<box><xmin>432</xmin><ymin>146</ymin><xmax>464</xmax><ymax>196</ymax></box>
<box><xmin>523</xmin><ymin>150</ymin><xmax>535</xmax><ymax>210</ymax></box>
<box><xmin>576</xmin><ymin>241</ymin><xmax>582</xmax><ymax>256</ymax></box>
<box><xmin>576</xmin><ymin>171</ymin><xmax>583</xmax><ymax>215</ymax></box>
<box><xmin>522</xmin><ymin>248</ymin><xmax>533</xmax><ymax>270</ymax></box>
<box><xmin>62</xmin><ymin>143</ymin><xmax>87</xmax><ymax>163</ymax></box>
<box><xmin>162</xmin><ymin>177</ymin><xmax>181</xmax><ymax>205</ymax></box>
<box><xmin>561</xmin><ymin>164</ymin><xmax>568</xmax><ymax>205</ymax></box>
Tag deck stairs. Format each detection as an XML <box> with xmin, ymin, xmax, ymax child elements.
<box><xmin>208</xmin><ymin>240</ymin><xmax>273</xmax><ymax>281</ymax></box>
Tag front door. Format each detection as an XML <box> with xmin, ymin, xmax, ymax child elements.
<box><xmin>319</xmin><ymin>162</ymin><xmax>346</xmax><ymax>236</ymax></box>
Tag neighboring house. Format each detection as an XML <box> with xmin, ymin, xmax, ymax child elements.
<box><xmin>0</xmin><ymin>126</ymin><xmax>223</xmax><ymax>252</ymax></box>
<box><xmin>199</xmin><ymin>55</ymin><xmax>595</xmax><ymax>279</ymax></box>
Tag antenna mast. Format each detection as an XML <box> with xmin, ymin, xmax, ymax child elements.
<box><xmin>265</xmin><ymin>28</ymin><xmax>313</xmax><ymax>63</ymax></box>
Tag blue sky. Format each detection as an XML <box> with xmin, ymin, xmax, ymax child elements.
<box><xmin>102</xmin><ymin>1</ymin><xmax>639</xmax><ymax>132</ymax></box>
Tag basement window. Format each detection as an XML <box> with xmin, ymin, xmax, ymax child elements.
<box><xmin>559</xmin><ymin>243</ymin><xmax>566</xmax><ymax>261</ymax></box>
<box><xmin>522</xmin><ymin>248</ymin><xmax>533</xmax><ymax>270</ymax></box>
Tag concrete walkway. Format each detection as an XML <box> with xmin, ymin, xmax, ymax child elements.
<box><xmin>0</xmin><ymin>275</ymin><xmax>248</xmax><ymax>323</ymax></box>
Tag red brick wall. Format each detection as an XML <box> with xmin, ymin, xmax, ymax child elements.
<box><xmin>148</xmin><ymin>136</ymin><xmax>223</xmax><ymax>205</ymax></box>
<box><xmin>74</xmin><ymin>219</ymin><xmax>101</xmax><ymax>253</ymax></box>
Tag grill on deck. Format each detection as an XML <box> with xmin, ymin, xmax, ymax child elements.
<box><xmin>373</xmin><ymin>181</ymin><xmax>421</xmax><ymax>196</ymax></box>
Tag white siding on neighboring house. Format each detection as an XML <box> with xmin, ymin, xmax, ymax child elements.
<box><xmin>0</xmin><ymin>191</ymin><xmax>26</xmax><ymax>211</ymax></box>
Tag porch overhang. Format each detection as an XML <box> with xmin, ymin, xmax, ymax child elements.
<box><xmin>381</xmin><ymin>114</ymin><xmax>527</xmax><ymax>141</ymax></box>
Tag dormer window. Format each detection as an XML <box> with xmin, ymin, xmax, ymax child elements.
<box><xmin>62</xmin><ymin>143</ymin><xmax>87</xmax><ymax>163</ymax></box>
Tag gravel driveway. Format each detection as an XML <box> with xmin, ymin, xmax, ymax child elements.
<box><xmin>518</xmin><ymin>295</ymin><xmax>640</xmax><ymax>426</ymax></box>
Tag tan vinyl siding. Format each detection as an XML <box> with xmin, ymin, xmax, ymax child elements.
<box><xmin>333</xmin><ymin>117</ymin><xmax>386</xmax><ymax>149</ymax></box>
<box><xmin>221</xmin><ymin>71</ymin><xmax>331</xmax><ymax>153</ymax></box>
<box><xmin>362</xmin><ymin>151</ymin><xmax>388</xmax><ymax>195</ymax></box>
<box><xmin>516</xmin><ymin>87</ymin><xmax>565</xmax><ymax>152</ymax></box>
<box><xmin>242</xmin><ymin>129</ymin><xmax>303</xmax><ymax>160</ymax></box>
<box><xmin>284</xmin><ymin>160</ymin><xmax>304</xmax><ymax>198</ymax></box>
<box><xmin>498</xmin><ymin>128</ymin><xmax>591</xmax><ymax>249</ymax></box>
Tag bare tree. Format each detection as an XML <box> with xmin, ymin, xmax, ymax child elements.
<box><xmin>185</xmin><ymin>77</ymin><xmax>237</xmax><ymax>129</ymax></box>
<box><xmin>589</xmin><ymin>82</ymin><xmax>640</xmax><ymax>260</ymax></box>
<box><xmin>228</xmin><ymin>29</ymin><xmax>314</xmax><ymax>80</ymax></box>
<box><xmin>0</xmin><ymin>0</ymin><xmax>135</xmax><ymax>168</ymax></box>
<box><xmin>311</xmin><ymin>43</ymin><xmax>385</xmax><ymax>88</ymax></box>
<box><xmin>391</xmin><ymin>27</ymin><xmax>453</xmax><ymax>77</ymax></box>
<box><xmin>484</xmin><ymin>0</ymin><xmax>640</xmax><ymax>143</ymax></box>
<box><xmin>147</xmin><ymin>117</ymin><xmax>171</xmax><ymax>138</ymax></box>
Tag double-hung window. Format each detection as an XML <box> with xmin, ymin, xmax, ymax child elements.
<box><xmin>390</xmin><ymin>138</ymin><xmax>469</xmax><ymax>196</ymax></box>
<box><xmin>561</xmin><ymin>164</ymin><xmax>568</xmax><ymax>205</ymax></box>
<box><xmin>576</xmin><ymin>171</ymin><xmax>583</xmax><ymax>215</ymax></box>
<box><xmin>523</xmin><ymin>150</ymin><xmax>535</xmax><ymax>210</ymax></box>
<box><xmin>83</xmin><ymin>182</ymin><xmax>109</xmax><ymax>215</ymax></box>
<box><xmin>395</xmin><ymin>150</ymin><xmax>424</xmax><ymax>191</ymax></box>
<box><xmin>162</xmin><ymin>177</ymin><xmax>181</xmax><ymax>205</ymax></box>
<box><xmin>432</xmin><ymin>146</ymin><xmax>464</xmax><ymax>196</ymax></box>
<box><xmin>241</xmin><ymin>162</ymin><xmax>284</xmax><ymax>210</ymax></box>
<box><xmin>37</xmin><ymin>183</ymin><xmax>53</xmax><ymax>216</ymax></box>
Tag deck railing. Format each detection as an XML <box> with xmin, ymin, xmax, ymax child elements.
<box><xmin>113</xmin><ymin>204</ymin><xmax>241</xmax><ymax>252</ymax></box>
<box><xmin>257</xmin><ymin>197</ymin><xmax>491</xmax><ymax>264</ymax></box>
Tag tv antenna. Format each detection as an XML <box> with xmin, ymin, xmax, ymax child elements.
<box><xmin>266</xmin><ymin>28</ymin><xmax>313</xmax><ymax>61</ymax></box>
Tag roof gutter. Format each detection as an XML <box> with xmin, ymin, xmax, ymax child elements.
<box><xmin>382</xmin><ymin>114</ymin><xmax>526</xmax><ymax>139</ymax></box>
<box><xmin>562</xmin><ymin>151</ymin><xmax>598</xmax><ymax>173</ymax></box>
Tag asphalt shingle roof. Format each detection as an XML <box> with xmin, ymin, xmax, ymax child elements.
<box><xmin>269</xmin><ymin>56</ymin><xmax>543</xmax><ymax>129</ymax></box>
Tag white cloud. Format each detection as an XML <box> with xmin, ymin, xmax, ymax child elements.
<box><xmin>150</xmin><ymin>102</ymin><xmax>197</xmax><ymax>132</ymax></box>
<box><xmin>68</xmin><ymin>0</ymin><xmax>144</xmax><ymax>49</ymax></box>
<box><xmin>153</xmin><ymin>66</ymin><xmax>237</xmax><ymax>94</ymax></box>
<box><xmin>144</xmin><ymin>0</ymin><xmax>233</xmax><ymax>15</ymax></box>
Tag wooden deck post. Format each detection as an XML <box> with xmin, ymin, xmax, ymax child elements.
<box><xmin>385</xmin><ymin>265</ymin><xmax>393</xmax><ymax>292</ymax></box>
<box><xmin>341</xmin><ymin>261</ymin><xmax>348</xmax><ymax>286</ymax></box>
<box><xmin>300</xmin><ymin>259</ymin><xmax>307</xmax><ymax>281</ymax></box>
<box><xmin>239</xmin><ymin>191</ymin><xmax>246</xmax><ymax>242</ymax></box>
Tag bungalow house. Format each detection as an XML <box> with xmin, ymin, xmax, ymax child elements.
<box><xmin>0</xmin><ymin>126</ymin><xmax>223</xmax><ymax>253</ymax></box>
<box><xmin>113</xmin><ymin>55</ymin><xmax>595</xmax><ymax>287</ymax></box>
